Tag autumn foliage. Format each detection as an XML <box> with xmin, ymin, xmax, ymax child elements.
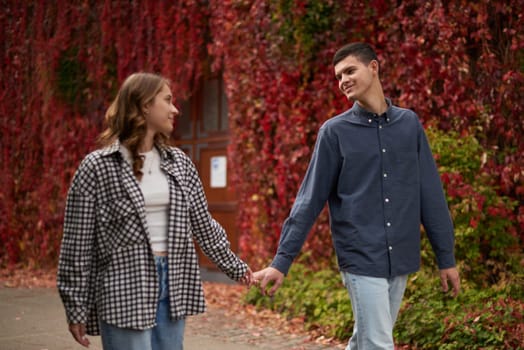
<box><xmin>209</xmin><ymin>0</ymin><xmax>523</xmax><ymax>275</ymax></box>
<box><xmin>1</xmin><ymin>0</ymin><xmax>523</xmax><ymax>285</ymax></box>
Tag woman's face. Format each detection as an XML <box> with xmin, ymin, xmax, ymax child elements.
<box><xmin>144</xmin><ymin>83</ymin><xmax>179</xmax><ymax>136</ymax></box>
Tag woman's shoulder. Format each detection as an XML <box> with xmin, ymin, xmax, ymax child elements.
<box><xmin>69</xmin><ymin>145</ymin><xmax>120</xmax><ymax>184</ymax></box>
<box><xmin>80</xmin><ymin>145</ymin><xmax>119</xmax><ymax>167</ymax></box>
<box><xmin>163</xmin><ymin>145</ymin><xmax>188</xmax><ymax>157</ymax></box>
<box><xmin>161</xmin><ymin>145</ymin><xmax>192</xmax><ymax>164</ymax></box>
<box><xmin>160</xmin><ymin>145</ymin><xmax>200</xmax><ymax>180</ymax></box>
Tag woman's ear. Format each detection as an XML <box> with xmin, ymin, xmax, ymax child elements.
<box><xmin>142</xmin><ymin>103</ymin><xmax>150</xmax><ymax>117</ymax></box>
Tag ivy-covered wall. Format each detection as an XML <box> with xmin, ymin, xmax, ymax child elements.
<box><xmin>0</xmin><ymin>0</ymin><xmax>209</xmax><ymax>266</ymax></box>
<box><xmin>210</xmin><ymin>0</ymin><xmax>523</xmax><ymax>278</ymax></box>
<box><xmin>1</xmin><ymin>1</ymin><xmax>522</xmax><ymax>286</ymax></box>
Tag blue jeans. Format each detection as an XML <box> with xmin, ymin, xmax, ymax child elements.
<box><xmin>100</xmin><ymin>256</ymin><xmax>185</xmax><ymax>350</ymax></box>
<box><xmin>341</xmin><ymin>272</ymin><xmax>408</xmax><ymax>350</ymax></box>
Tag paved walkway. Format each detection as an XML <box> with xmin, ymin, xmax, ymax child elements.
<box><xmin>0</xmin><ymin>287</ymin><xmax>342</xmax><ymax>350</ymax></box>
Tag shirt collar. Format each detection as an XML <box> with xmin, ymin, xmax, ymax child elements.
<box><xmin>100</xmin><ymin>140</ymin><xmax>121</xmax><ymax>156</ymax></box>
<box><xmin>348</xmin><ymin>98</ymin><xmax>394</xmax><ymax>125</ymax></box>
<box><xmin>100</xmin><ymin>139</ymin><xmax>172</xmax><ymax>162</ymax></box>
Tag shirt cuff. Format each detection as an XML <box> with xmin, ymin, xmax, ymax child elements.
<box><xmin>270</xmin><ymin>255</ymin><xmax>293</xmax><ymax>276</ymax></box>
<box><xmin>66</xmin><ymin>306</ymin><xmax>87</xmax><ymax>325</ymax></box>
<box><xmin>436</xmin><ymin>254</ymin><xmax>456</xmax><ymax>270</ymax></box>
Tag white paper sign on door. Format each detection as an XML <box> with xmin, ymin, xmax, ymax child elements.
<box><xmin>210</xmin><ymin>156</ymin><xmax>227</xmax><ymax>188</ymax></box>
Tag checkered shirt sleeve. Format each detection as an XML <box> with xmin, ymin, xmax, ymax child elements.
<box><xmin>186</xmin><ymin>160</ymin><xmax>248</xmax><ymax>281</ymax></box>
<box><xmin>57</xmin><ymin>157</ymin><xmax>97</xmax><ymax>325</ymax></box>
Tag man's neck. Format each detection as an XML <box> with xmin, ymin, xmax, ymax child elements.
<box><xmin>356</xmin><ymin>95</ymin><xmax>388</xmax><ymax>115</ymax></box>
<box><xmin>354</xmin><ymin>84</ymin><xmax>388</xmax><ymax>115</ymax></box>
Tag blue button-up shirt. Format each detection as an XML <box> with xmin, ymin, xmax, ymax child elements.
<box><xmin>271</xmin><ymin>100</ymin><xmax>456</xmax><ymax>278</ymax></box>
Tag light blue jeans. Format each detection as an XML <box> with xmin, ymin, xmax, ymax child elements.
<box><xmin>341</xmin><ymin>272</ymin><xmax>408</xmax><ymax>350</ymax></box>
<box><xmin>100</xmin><ymin>256</ymin><xmax>185</xmax><ymax>350</ymax></box>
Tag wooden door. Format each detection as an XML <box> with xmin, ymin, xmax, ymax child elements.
<box><xmin>174</xmin><ymin>76</ymin><xmax>238</xmax><ymax>269</ymax></box>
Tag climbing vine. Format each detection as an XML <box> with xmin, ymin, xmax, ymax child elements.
<box><xmin>1</xmin><ymin>1</ymin><xmax>522</xmax><ymax>283</ymax></box>
<box><xmin>209</xmin><ymin>0</ymin><xmax>523</xmax><ymax>275</ymax></box>
<box><xmin>0</xmin><ymin>0</ymin><xmax>209</xmax><ymax>266</ymax></box>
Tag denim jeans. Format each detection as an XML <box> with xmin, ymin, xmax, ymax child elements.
<box><xmin>341</xmin><ymin>272</ymin><xmax>408</xmax><ymax>350</ymax></box>
<box><xmin>100</xmin><ymin>255</ymin><xmax>185</xmax><ymax>350</ymax></box>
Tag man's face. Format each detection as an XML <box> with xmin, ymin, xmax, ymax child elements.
<box><xmin>334</xmin><ymin>55</ymin><xmax>377</xmax><ymax>101</ymax></box>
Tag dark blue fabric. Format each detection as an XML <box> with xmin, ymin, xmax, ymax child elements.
<box><xmin>271</xmin><ymin>100</ymin><xmax>456</xmax><ymax>278</ymax></box>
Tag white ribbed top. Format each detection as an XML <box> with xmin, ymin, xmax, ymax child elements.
<box><xmin>121</xmin><ymin>145</ymin><xmax>169</xmax><ymax>252</ymax></box>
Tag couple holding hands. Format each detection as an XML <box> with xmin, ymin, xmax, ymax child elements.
<box><xmin>58</xmin><ymin>43</ymin><xmax>459</xmax><ymax>350</ymax></box>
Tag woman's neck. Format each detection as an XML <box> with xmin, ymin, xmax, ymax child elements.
<box><xmin>138</xmin><ymin>132</ymin><xmax>155</xmax><ymax>153</ymax></box>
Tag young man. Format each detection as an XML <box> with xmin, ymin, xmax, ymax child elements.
<box><xmin>253</xmin><ymin>43</ymin><xmax>460</xmax><ymax>349</ymax></box>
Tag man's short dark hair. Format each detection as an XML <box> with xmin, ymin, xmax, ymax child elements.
<box><xmin>332</xmin><ymin>42</ymin><xmax>378</xmax><ymax>67</ymax></box>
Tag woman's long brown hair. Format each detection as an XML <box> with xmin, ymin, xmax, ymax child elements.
<box><xmin>98</xmin><ymin>72</ymin><xmax>170</xmax><ymax>180</ymax></box>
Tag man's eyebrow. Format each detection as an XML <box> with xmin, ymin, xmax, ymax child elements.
<box><xmin>335</xmin><ymin>65</ymin><xmax>355</xmax><ymax>76</ymax></box>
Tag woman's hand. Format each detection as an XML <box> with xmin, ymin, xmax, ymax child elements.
<box><xmin>239</xmin><ymin>267</ymin><xmax>258</xmax><ymax>287</ymax></box>
<box><xmin>69</xmin><ymin>323</ymin><xmax>90</xmax><ymax>347</ymax></box>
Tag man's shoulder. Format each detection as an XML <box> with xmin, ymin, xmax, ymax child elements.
<box><xmin>389</xmin><ymin>104</ymin><xmax>419</xmax><ymax>120</ymax></box>
<box><xmin>321</xmin><ymin>109</ymin><xmax>354</xmax><ymax>129</ymax></box>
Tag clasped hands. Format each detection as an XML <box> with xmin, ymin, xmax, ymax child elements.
<box><xmin>243</xmin><ymin>266</ymin><xmax>461</xmax><ymax>298</ymax></box>
<box><xmin>240</xmin><ymin>266</ymin><xmax>284</xmax><ymax>297</ymax></box>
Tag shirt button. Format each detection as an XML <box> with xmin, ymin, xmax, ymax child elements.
<box><xmin>386</xmin><ymin>222</ymin><xmax>391</xmax><ymax>227</ymax></box>
<box><xmin>368</xmin><ymin>119</ymin><xmax>372</xmax><ymax>123</ymax></box>
<box><xmin>383</xmin><ymin>173</ymin><xmax>388</xmax><ymax>178</ymax></box>
<box><xmin>389</xmin><ymin>246</ymin><xmax>393</xmax><ymax>251</ymax></box>
<box><xmin>379</xmin><ymin>125</ymin><xmax>383</xmax><ymax>129</ymax></box>
<box><xmin>382</xmin><ymin>148</ymin><xmax>386</xmax><ymax>153</ymax></box>
<box><xmin>385</xmin><ymin>198</ymin><xmax>390</xmax><ymax>203</ymax></box>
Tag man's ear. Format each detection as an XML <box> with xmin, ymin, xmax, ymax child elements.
<box><xmin>370</xmin><ymin>60</ymin><xmax>380</xmax><ymax>74</ymax></box>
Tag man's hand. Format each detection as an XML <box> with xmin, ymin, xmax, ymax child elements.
<box><xmin>69</xmin><ymin>323</ymin><xmax>90</xmax><ymax>347</ymax></box>
<box><xmin>253</xmin><ymin>267</ymin><xmax>285</xmax><ymax>296</ymax></box>
<box><xmin>439</xmin><ymin>267</ymin><xmax>460</xmax><ymax>297</ymax></box>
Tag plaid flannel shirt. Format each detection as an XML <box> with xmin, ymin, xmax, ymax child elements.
<box><xmin>57</xmin><ymin>141</ymin><xmax>247</xmax><ymax>335</ymax></box>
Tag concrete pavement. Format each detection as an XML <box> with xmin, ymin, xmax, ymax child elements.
<box><xmin>0</xmin><ymin>287</ymin><xmax>258</xmax><ymax>350</ymax></box>
<box><xmin>0</xmin><ymin>287</ymin><xmax>339</xmax><ymax>350</ymax></box>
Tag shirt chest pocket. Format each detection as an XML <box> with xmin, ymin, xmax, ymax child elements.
<box><xmin>98</xmin><ymin>197</ymin><xmax>146</xmax><ymax>249</ymax></box>
<box><xmin>393</xmin><ymin>152</ymin><xmax>419</xmax><ymax>185</ymax></box>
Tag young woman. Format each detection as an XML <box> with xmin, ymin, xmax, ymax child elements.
<box><xmin>57</xmin><ymin>72</ymin><xmax>254</xmax><ymax>350</ymax></box>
